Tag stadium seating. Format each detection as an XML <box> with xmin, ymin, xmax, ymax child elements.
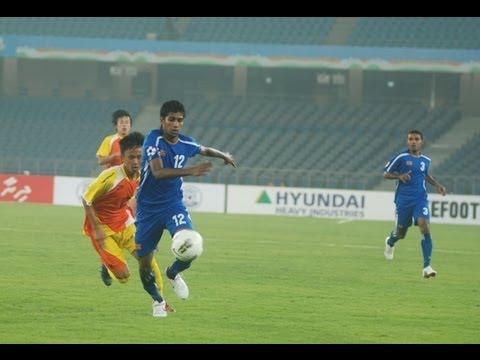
<box><xmin>3</xmin><ymin>17</ymin><xmax>478</xmax><ymax>49</ymax></box>
<box><xmin>182</xmin><ymin>17</ymin><xmax>335</xmax><ymax>45</ymax></box>
<box><xmin>0</xmin><ymin>91</ymin><xmax>468</xmax><ymax>191</ymax></box>
<box><xmin>183</xmin><ymin>94</ymin><xmax>462</xmax><ymax>189</ymax></box>
<box><xmin>347</xmin><ymin>17</ymin><xmax>480</xmax><ymax>49</ymax></box>
<box><xmin>434</xmin><ymin>133</ymin><xmax>480</xmax><ymax>179</ymax></box>
<box><xmin>0</xmin><ymin>96</ymin><xmax>142</xmax><ymax>176</ymax></box>
<box><xmin>0</xmin><ymin>17</ymin><xmax>167</xmax><ymax>40</ymax></box>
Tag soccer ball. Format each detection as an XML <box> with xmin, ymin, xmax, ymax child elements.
<box><xmin>171</xmin><ymin>229</ymin><xmax>204</xmax><ymax>262</ymax></box>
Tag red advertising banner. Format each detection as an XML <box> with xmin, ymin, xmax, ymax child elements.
<box><xmin>0</xmin><ymin>173</ymin><xmax>54</xmax><ymax>204</ymax></box>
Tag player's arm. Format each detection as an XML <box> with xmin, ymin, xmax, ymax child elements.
<box><xmin>383</xmin><ymin>170</ymin><xmax>411</xmax><ymax>184</ymax></box>
<box><xmin>96</xmin><ymin>136</ymin><xmax>120</xmax><ymax>166</ymax></box>
<box><xmin>199</xmin><ymin>146</ymin><xmax>236</xmax><ymax>167</ymax></box>
<box><xmin>97</xmin><ymin>153</ymin><xmax>120</xmax><ymax>166</ymax></box>
<box><xmin>149</xmin><ymin>157</ymin><xmax>212</xmax><ymax>179</ymax></box>
<box><xmin>128</xmin><ymin>188</ymin><xmax>137</xmax><ymax>215</ymax></box>
<box><xmin>82</xmin><ymin>198</ymin><xmax>107</xmax><ymax>243</ymax></box>
<box><xmin>426</xmin><ymin>173</ymin><xmax>447</xmax><ymax>196</ymax></box>
<box><xmin>82</xmin><ymin>171</ymin><xmax>115</xmax><ymax>242</ymax></box>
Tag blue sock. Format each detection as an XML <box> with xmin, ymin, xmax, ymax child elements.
<box><xmin>421</xmin><ymin>233</ymin><xmax>433</xmax><ymax>268</ymax></box>
<box><xmin>387</xmin><ymin>231</ymin><xmax>398</xmax><ymax>247</ymax></box>
<box><xmin>140</xmin><ymin>270</ymin><xmax>163</xmax><ymax>303</ymax></box>
<box><xmin>167</xmin><ymin>259</ymin><xmax>192</xmax><ymax>279</ymax></box>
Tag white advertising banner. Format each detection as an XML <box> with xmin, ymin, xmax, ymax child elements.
<box><xmin>428</xmin><ymin>193</ymin><xmax>480</xmax><ymax>225</ymax></box>
<box><xmin>52</xmin><ymin>178</ymin><xmax>479</xmax><ymax>224</ymax></box>
<box><xmin>181</xmin><ymin>182</ymin><xmax>225</xmax><ymax>213</ymax></box>
<box><xmin>53</xmin><ymin>176</ymin><xmax>94</xmax><ymax>206</ymax></box>
<box><xmin>53</xmin><ymin>176</ymin><xmax>225</xmax><ymax>213</ymax></box>
<box><xmin>227</xmin><ymin>185</ymin><xmax>480</xmax><ymax>226</ymax></box>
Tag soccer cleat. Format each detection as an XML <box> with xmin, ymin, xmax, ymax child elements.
<box><xmin>423</xmin><ymin>266</ymin><xmax>437</xmax><ymax>279</ymax></box>
<box><xmin>152</xmin><ymin>300</ymin><xmax>168</xmax><ymax>317</ymax></box>
<box><xmin>100</xmin><ymin>264</ymin><xmax>113</xmax><ymax>286</ymax></box>
<box><xmin>384</xmin><ymin>237</ymin><xmax>394</xmax><ymax>260</ymax></box>
<box><xmin>166</xmin><ymin>267</ymin><xmax>189</xmax><ymax>300</ymax></box>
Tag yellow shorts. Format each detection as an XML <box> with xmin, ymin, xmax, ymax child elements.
<box><xmin>90</xmin><ymin>224</ymin><xmax>136</xmax><ymax>274</ymax></box>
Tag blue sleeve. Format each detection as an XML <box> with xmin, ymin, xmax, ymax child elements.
<box><xmin>180</xmin><ymin>134</ymin><xmax>202</xmax><ymax>158</ymax></box>
<box><xmin>384</xmin><ymin>154</ymin><xmax>400</xmax><ymax>173</ymax></box>
<box><xmin>191</xmin><ymin>143</ymin><xmax>201</xmax><ymax>158</ymax></box>
<box><xmin>144</xmin><ymin>130</ymin><xmax>161</xmax><ymax>163</ymax></box>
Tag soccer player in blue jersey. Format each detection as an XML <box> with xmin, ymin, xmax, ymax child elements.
<box><xmin>383</xmin><ymin>130</ymin><xmax>447</xmax><ymax>278</ymax></box>
<box><xmin>135</xmin><ymin>100</ymin><xmax>236</xmax><ymax>316</ymax></box>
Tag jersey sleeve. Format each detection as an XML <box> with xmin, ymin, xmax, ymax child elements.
<box><xmin>182</xmin><ymin>135</ymin><xmax>202</xmax><ymax>157</ymax></box>
<box><xmin>96</xmin><ymin>135</ymin><xmax>113</xmax><ymax>157</ymax></box>
<box><xmin>144</xmin><ymin>130</ymin><xmax>161</xmax><ymax>163</ymax></box>
<box><xmin>83</xmin><ymin>168</ymin><xmax>117</xmax><ymax>205</ymax></box>
<box><xmin>384</xmin><ymin>153</ymin><xmax>401</xmax><ymax>173</ymax></box>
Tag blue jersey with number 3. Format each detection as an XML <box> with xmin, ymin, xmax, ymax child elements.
<box><xmin>384</xmin><ymin>150</ymin><xmax>431</xmax><ymax>207</ymax></box>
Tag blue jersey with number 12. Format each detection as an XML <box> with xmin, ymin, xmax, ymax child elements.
<box><xmin>136</xmin><ymin>129</ymin><xmax>201</xmax><ymax>213</ymax></box>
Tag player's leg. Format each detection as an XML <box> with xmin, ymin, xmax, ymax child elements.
<box><xmin>414</xmin><ymin>201</ymin><xmax>436</xmax><ymax>278</ymax></box>
<box><xmin>417</xmin><ymin>219</ymin><xmax>433</xmax><ymax>268</ymax></box>
<box><xmin>388</xmin><ymin>204</ymin><xmax>413</xmax><ymax>244</ymax></box>
<box><xmin>90</xmin><ymin>233</ymin><xmax>130</xmax><ymax>284</ymax></box>
<box><xmin>123</xmin><ymin>224</ymin><xmax>165</xmax><ymax>296</ymax></box>
<box><xmin>89</xmin><ymin>235</ymin><xmax>113</xmax><ymax>285</ymax></box>
<box><xmin>100</xmin><ymin>264</ymin><xmax>113</xmax><ymax>286</ymax></box>
<box><xmin>384</xmin><ymin>204</ymin><xmax>412</xmax><ymax>259</ymax></box>
<box><xmin>129</xmin><ymin>251</ymin><xmax>175</xmax><ymax>312</ymax></box>
<box><xmin>151</xmin><ymin>258</ymin><xmax>164</xmax><ymax>296</ymax></box>
<box><xmin>137</xmin><ymin>252</ymin><xmax>168</xmax><ymax>317</ymax></box>
<box><xmin>130</xmin><ymin>250</ymin><xmax>165</xmax><ymax>296</ymax></box>
<box><xmin>135</xmin><ymin>208</ymin><xmax>171</xmax><ymax>316</ymax></box>
<box><xmin>107</xmin><ymin>225</ymin><xmax>138</xmax><ymax>282</ymax></box>
<box><xmin>135</xmin><ymin>217</ymin><xmax>165</xmax><ymax>304</ymax></box>
<box><xmin>150</xmin><ymin>258</ymin><xmax>175</xmax><ymax>312</ymax></box>
<box><xmin>137</xmin><ymin>252</ymin><xmax>162</xmax><ymax>300</ymax></box>
<box><xmin>165</xmin><ymin>207</ymin><xmax>194</xmax><ymax>299</ymax></box>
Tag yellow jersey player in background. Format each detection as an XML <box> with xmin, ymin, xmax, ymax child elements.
<box><xmin>83</xmin><ymin>131</ymin><xmax>174</xmax><ymax>315</ymax></box>
<box><xmin>96</xmin><ymin>109</ymin><xmax>132</xmax><ymax>169</ymax></box>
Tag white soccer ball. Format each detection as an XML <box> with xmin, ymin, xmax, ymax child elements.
<box><xmin>171</xmin><ymin>229</ymin><xmax>204</xmax><ymax>262</ymax></box>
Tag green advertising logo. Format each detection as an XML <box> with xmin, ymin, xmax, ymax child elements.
<box><xmin>256</xmin><ymin>190</ymin><xmax>271</xmax><ymax>204</ymax></box>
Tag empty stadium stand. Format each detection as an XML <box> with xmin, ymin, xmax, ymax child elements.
<box><xmin>347</xmin><ymin>17</ymin><xmax>480</xmax><ymax>49</ymax></box>
<box><xmin>2</xmin><ymin>17</ymin><xmax>480</xmax><ymax>48</ymax></box>
<box><xmin>0</xmin><ymin>96</ymin><xmax>142</xmax><ymax>176</ymax></box>
<box><xmin>0</xmin><ymin>17</ymin><xmax>168</xmax><ymax>40</ymax></box>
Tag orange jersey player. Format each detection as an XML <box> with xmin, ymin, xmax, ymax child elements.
<box><xmin>83</xmin><ymin>131</ymin><xmax>173</xmax><ymax>315</ymax></box>
<box><xmin>96</xmin><ymin>109</ymin><xmax>132</xmax><ymax>169</ymax></box>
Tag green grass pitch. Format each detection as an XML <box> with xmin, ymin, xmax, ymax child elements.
<box><xmin>0</xmin><ymin>202</ymin><xmax>479</xmax><ymax>344</ymax></box>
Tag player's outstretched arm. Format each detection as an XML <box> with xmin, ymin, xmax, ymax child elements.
<box><xmin>150</xmin><ymin>157</ymin><xmax>213</xmax><ymax>179</ymax></box>
<box><xmin>200</xmin><ymin>146</ymin><xmax>236</xmax><ymax>167</ymax></box>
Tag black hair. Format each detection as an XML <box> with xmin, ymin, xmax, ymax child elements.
<box><xmin>119</xmin><ymin>131</ymin><xmax>144</xmax><ymax>155</ymax></box>
<box><xmin>160</xmin><ymin>100</ymin><xmax>185</xmax><ymax>118</ymax></box>
<box><xmin>408</xmin><ymin>129</ymin><xmax>424</xmax><ymax>140</ymax></box>
<box><xmin>112</xmin><ymin>109</ymin><xmax>132</xmax><ymax>126</ymax></box>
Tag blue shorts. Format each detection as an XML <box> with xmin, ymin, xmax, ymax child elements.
<box><xmin>135</xmin><ymin>203</ymin><xmax>193</xmax><ymax>257</ymax></box>
<box><xmin>395</xmin><ymin>199</ymin><xmax>430</xmax><ymax>227</ymax></box>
